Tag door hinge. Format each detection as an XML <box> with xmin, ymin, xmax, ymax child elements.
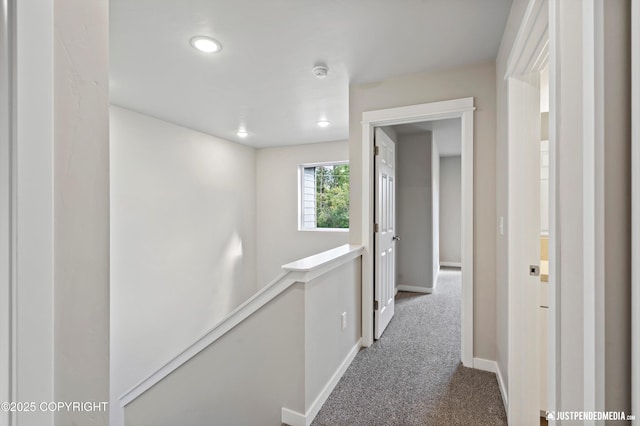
<box><xmin>374</xmin><ymin>300</ymin><xmax>379</xmax><ymax>311</ymax></box>
<box><xmin>374</xmin><ymin>223</ymin><xmax>379</xmax><ymax>233</ymax></box>
<box><xmin>374</xmin><ymin>146</ymin><xmax>379</xmax><ymax>156</ymax></box>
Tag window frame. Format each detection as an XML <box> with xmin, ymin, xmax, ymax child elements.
<box><xmin>298</xmin><ymin>161</ymin><xmax>350</xmax><ymax>232</ymax></box>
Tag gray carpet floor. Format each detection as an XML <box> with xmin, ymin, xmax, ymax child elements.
<box><xmin>311</xmin><ymin>268</ymin><xmax>507</xmax><ymax>426</ymax></box>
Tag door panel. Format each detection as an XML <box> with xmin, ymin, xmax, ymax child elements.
<box><xmin>374</xmin><ymin>128</ymin><xmax>396</xmax><ymax>339</ymax></box>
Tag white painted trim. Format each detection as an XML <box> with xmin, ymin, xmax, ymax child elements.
<box><xmin>360</xmin><ymin>97</ymin><xmax>474</xmax><ymax>369</ymax></box>
<box><xmin>632</xmin><ymin>0</ymin><xmax>640</xmax><ymax>423</ymax></box>
<box><xmin>283</xmin><ymin>245</ymin><xmax>364</xmax><ymax>282</ymax></box>
<box><xmin>505</xmin><ymin>1</ymin><xmax>551</xmax><ymax>421</ymax></box>
<box><xmin>505</xmin><ymin>0</ymin><xmax>550</xmax><ymax>78</ymax></box>
<box><xmin>439</xmin><ymin>261</ymin><xmax>462</xmax><ymax>268</ymax></box>
<box><xmin>12</xmin><ymin>1</ymin><xmax>55</xmax><ymax>425</ymax></box>
<box><xmin>0</xmin><ymin>0</ymin><xmax>13</xmax><ymax>423</ymax></box>
<box><xmin>460</xmin><ymin>104</ymin><xmax>474</xmax><ymax>368</ymax></box>
<box><xmin>496</xmin><ymin>362</ymin><xmax>509</xmax><ymax>413</ymax></box>
<box><xmin>473</xmin><ymin>358</ymin><xmax>497</xmax><ymax>373</ymax></box>
<box><xmin>547</xmin><ymin>1</ymin><xmax>558</xmax><ymax>421</ymax></box>
<box><xmin>361</xmin><ymin>98</ymin><xmax>474</xmax><ymax>126</ymax></box>
<box><xmin>281</xmin><ymin>408</ymin><xmax>306</xmax><ymax>426</ymax></box>
<box><xmin>581</xmin><ymin>1</ymin><xmax>606</xmax><ymax>419</ymax></box>
<box><xmin>281</xmin><ymin>339</ymin><xmax>362</xmax><ymax>426</ymax></box>
<box><xmin>360</xmin><ymin>123</ymin><xmax>374</xmax><ymax>348</ymax></box>
<box><xmin>396</xmin><ymin>285</ymin><xmax>433</xmax><ymax>294</ymax></box>
<box><xmin>473</xmin><ymin>358</ymin><xmax>508</xmax><ymax>413</ymax></box>
<box><xmin>120</xmin><ymin>245</ymin><xmax>364</xmax><ymax>407</ymax></box>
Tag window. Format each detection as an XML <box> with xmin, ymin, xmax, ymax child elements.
<box><xmin>300</xmin><ymin>162</ymin><xmax>349</xmax><ymax>230</ymax></box>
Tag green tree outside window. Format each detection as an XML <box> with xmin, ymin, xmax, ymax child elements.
<box><xmin>315</xmin><ymin>164</ymin><xmax>349</xmax><ymax>229</ymax></box>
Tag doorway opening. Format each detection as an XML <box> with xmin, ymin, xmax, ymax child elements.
<box><xmin>360</xmin><ymin>97</ymin><xmax>475</xmax><ymax>368</ymax></box>
<box><xmin>373</xmin><ymin>119</ymin><xmax>462</xmax><ymax>341</ymax></box>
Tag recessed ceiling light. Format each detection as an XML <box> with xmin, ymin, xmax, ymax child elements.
<box><xmin>237</xmin><ymin>130</ymin><xmax>248</xmax><ymax>138</ymax></box>
<box><xmin>190</xmin><ymin>36</ymin><xmax>222</xmax><ymax>53</ymax></box>
<box><xmin>317</xmin><ymin>120</ymin><xmax>330</xmax><ymax>128</ymax></box>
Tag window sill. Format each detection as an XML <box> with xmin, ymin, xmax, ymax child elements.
<box><xmin>298</xmin><ymin>228</ymin><xmax>349</xmax><ymax>233</ymax></box>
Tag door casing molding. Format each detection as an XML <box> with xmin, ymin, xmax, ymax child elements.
<box><xmin>504</xmin><ymin>0</ymin><xmax>551</xmax><ymax>423</ymax></box>
<box><xmin>0</xmin><ymin>0</ymin><xmax>15</xmax><ymax>423</ymax></box>
<box><xmin>632</xmin><ymin>0</ymin><xmax>639</xmax><ymax>422</ymax></box>
<box><xmin>360</xmin><ymin>97</ymin><xmax>475</xmax><ymax>368</ymax></box>
<box><xmin>4</xmin><ymin>1</ymin><xmax>56</xmax><ymax>424</ymax></box>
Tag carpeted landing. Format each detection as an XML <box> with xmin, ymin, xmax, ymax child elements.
<box><xmin>311</xmin><ymin>268</ymin><xmax>507</xmax><ymax>426</ymax></box>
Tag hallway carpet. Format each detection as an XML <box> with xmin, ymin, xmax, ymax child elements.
<box><xmin>311</xmin><ymin>268</ymin><xmax>507</xmax><ymax>426</ymax></box>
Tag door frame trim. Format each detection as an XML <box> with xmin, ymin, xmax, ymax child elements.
<box><xmin>5</xmin><ymin>1</ymin><xmax>56</xmax><ymax>424</ymax></box>
<box><xmin>360</xmin><ymin>97</ymin><xmax>475</xmax><ymax>368</ymax></box>
<box><xmin>0</xmin><ymin>0</ymin><xmax>14</xmax><ymax>423</ymax></box>
<box><xmin>632</xmin><ymin>0</ymin><xmax>639</xmax><ymax>420</ymax></box>
<box><xmin>504</xmin><ymin>0</ymin><xmax>551</xmax><ymax>423</ymax></box>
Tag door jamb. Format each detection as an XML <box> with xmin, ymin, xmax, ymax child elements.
<box><xmin>0</xmin><ymin>0</ymin><xmax>14</xmax><ymax>423</ymax></box>
<box><xmin>360</xmin><ymin>97</ymin><xmax>475</xmax><ymax>368</ymax></box>
<box><xmin>632</xmin><ymin>0</ymin><xmax>640</xmax><ymax>421</ymax></box>
<box><xmin>504</xmin><ymin>0</ymin><xmax>554</xmax><ymax>423</ymax></box>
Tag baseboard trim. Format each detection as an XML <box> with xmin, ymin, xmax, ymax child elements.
<box><xmin>496</xmin><ymin>364</ymin><xmax>508</xmax><ymax>413</ymax></box>
<box><xmin>281</xmin><ymin>408</ymin><xmax>305</xmax><ymax>426</ymax></box>
<box><xmin>473</xmin><ymin>358</ymin><xmax>508</xmax><ymax>413</ymax></box>
<box><xmin>282</xmin><ymin>338</ymin><xmax>362</xmax><ymax>426</ymax></box>
<box><xmin>440</xmin><ymin>261</ymin><xmax>462</xmax><ymax>268</ymax></box>
<box><xmin>472</xmin><ymin>357</ymin><xmax>496</xmax><ymax>373</ymax></box>
<box><xmin>397</xmin><ymin>285</ymin><xmax>433</xmax><ymax>294</ymax></box>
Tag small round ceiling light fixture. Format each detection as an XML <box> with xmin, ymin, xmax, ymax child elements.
<box><xmin>190</xmin><ymin>36</ymin><xmax>222</xmax><ymax>53</ymax></box>
<box><xmin>236</xmin><ymin>130</ymin><xmax>249</xmax><ymax>138</ymax></box>
<box><xmin>317</xmin><ymin>120</ymin><xmax>330</xmax><ymax>128</ymax></box>
<box><xmin>312</xmin><ymin>64</ymin><xmax>329</xmax><ymax>79</ymax></box>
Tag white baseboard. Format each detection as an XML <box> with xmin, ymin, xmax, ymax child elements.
<box><xmin>473</xmin><ymin>358</ymin><xmax>508</xmax><ymax>413</ymax></box>
<box><xmin>394</xmin><ymin>287</ymin><xmax>399</xmax><ymax>296</ymax></box>
<box><xmin>281</xmin><ymin>408</ymin><xmax>305</xmax><ymax>426</ymax></box>
<box><xmin>472</xmin><ymin>357</ymin><xmax>497</xmax><ymax>373</ymax></box>
<box><xmin>282</xmin><ymin>338</ymin><xmax>362</xmax><ymax>426</ymax></box>
<box><xmin>440</xmin><ymin>261</ymin><xmax>462</xmax><ymax>268</ymax></box>
<box><xmin>496</xmin><ymin>363</ymin><xmax>508</xmax><ymax>413</ymax></box>
<box><xmin>397</xmin><ymin>285</ymin><xmax>433</xmax><ymax>294</ymax></box>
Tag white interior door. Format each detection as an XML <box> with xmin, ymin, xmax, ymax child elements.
<box><xmin>507</xmin><ymin>73</ymin><xmax>541</xmax><ymax>423</ymax></box>
<box><xmin>374</xmin><ymin>128</ymin><xmax>396</xmax><ymax>339</ymax></box>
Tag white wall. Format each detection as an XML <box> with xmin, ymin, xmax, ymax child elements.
<box><xmin>256</xmin><ymin>141</ymin><xmax>349</xmax><ymax>286</ymax></box>
<box><xmin>110</xmin><ymin>106</ymin><xmax>257</xmax><ymax>419</ymax></box>
<box><xmin>440</xmin><ymin>156</ymin><xmax>462</xmax><ymax>264</ymax></box>
<box><xmin>349</xmin><ymin>61</ymin><xmax>497</xmax><ymax>360</ymax></box>
<box><xmin>125</xmin><ymin>257</ymin><xmax>363</xmax><ymax>426</ymax></box>
<box><xmin>54</xmin><ymin>1</ymin><xmax>110</xmax><ymax>424</ymax></box>
<box><xmin>304</xmin><ymin>259</ymin><xmax>362</xmax><ymax>409</ymax></box>
<box><xmin>126</xmin><ymin>284</ymin><xmax>307</xmax><ymax>426</ymax></box>
<box><xmin>396</xmin><ymin>132</ymin><xmax>435</xmax><ymax>290</ymax></box>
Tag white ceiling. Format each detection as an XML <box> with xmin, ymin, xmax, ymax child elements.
<box><xmin>110</xmin><ymin>0</ymin><xmax>511</xmax><ymax>148</ymax></box>
<box><xmin>394</xmin><ymin>118</ymin><xmax>461</xmax><ymax>156</ymax></box>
